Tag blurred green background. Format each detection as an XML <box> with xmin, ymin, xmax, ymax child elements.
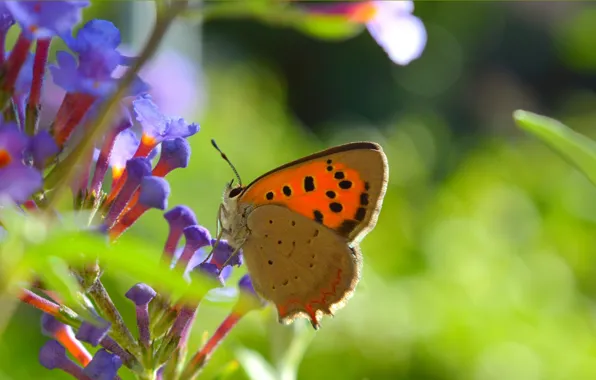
<box><xmin>5</xmin><ymin>1</ymin><xmax>596</xmax><ymax>379</ymax></box>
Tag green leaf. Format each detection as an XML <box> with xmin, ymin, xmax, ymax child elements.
<box><xmin>21</xmin><ymin>230</ymin><xmax>221</xmax><ymax>306</ymax></box>
<box><xmin>292</xmin><ymin>14</ymin><xmax>364</xmax><ymax>41</ymax></box>
<box><xmin>513</xmin><ymin>110</ymin><xmax>596</xmax><ymax>187</ymax></box>
<box><xmin>187</xmin><ymin>1</ymin><xmax>363</xmax><ymax>41</ymax></box>
<box><xmin>235</xmin><ymin>347</ymin><xmax>277</xmax><ymax>380</ymax></box>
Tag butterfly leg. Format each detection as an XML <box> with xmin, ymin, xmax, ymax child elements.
<box><xmin>202</xmin><ymin>204</ymin><xmax>227</xmax><ymax>264</ymax></box>
<box><xmin>216</xmin><ymin>239</ymin><xmax>245</xmax><ymax>275</ymax></box>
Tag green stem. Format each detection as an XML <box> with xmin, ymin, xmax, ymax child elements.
<box><xmin>87</xmin><ymin>280</ymin><xmax>140</xmax><ymax>357</ymax></box>
<box><xmin>44</xmin><ymin>0</ymin><xmax>188</xmax><ymax>209</ymax></box>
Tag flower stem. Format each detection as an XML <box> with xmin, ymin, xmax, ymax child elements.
<box><xmin>44</xmin><ymin>0</ymin><xmax>188</xmax><ymax>209</ymax></box>
<box><xmin>26</xmin><ymin>38</ymin><xmax>52</xmax><ymax>136</ymax></box>
<box><xmin>87</xmin><ymin>280</ymin><xmax>140</xmax><ymax>357</ymax></box>
<box><xmin>180</xmin><ymin>312</ymin><xmax>242</xmax><ymax>379</ymax></box>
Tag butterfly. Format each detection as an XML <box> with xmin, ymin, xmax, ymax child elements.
<box><xmin>215</xmin><ymin>141</ymin><xmax>388</xmax><ymax>329</ymax></box>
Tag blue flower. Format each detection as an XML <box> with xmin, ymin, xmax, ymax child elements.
<box><xmin>133</xmin><ymin>95</ymin><xmax>199</xmax><ymax>147</ymax></box>
<box><xmin>0</xmin><ymin>124</ymin><xmax>42</xmax><ymax>202</ymax></box>
<box><xmin>0</xmin><ymin>4</ymin><xmax>14</xmax><ymax>35</ymax></box>
<box><xmin>50</xmin><ymin>19</ymin><xmax>148</xmax><ymax>97</ymax></box>
<box><xmin>83</xmin><ymin>349</ymin><xmax>122</xmax><ymax>380</ymax></box>
<box><xmin>5</xmin><ymin>1</ymin><xmax>89</xmax><ymax>39</ymax></box>
<box><xmin>28</xmin><ymin>130</ymin><xmax>59</xmax><ymax>169</ymax></box>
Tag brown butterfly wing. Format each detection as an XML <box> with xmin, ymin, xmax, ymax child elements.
<box><xmin>239</xmin><ymin>142</ymin><xmax>388</xmax><ymax>243</ymax></box>
<box><xmin>242</xmin><ymin>204</ymin><xmax>362</xmax><ymax>329</ymax></box>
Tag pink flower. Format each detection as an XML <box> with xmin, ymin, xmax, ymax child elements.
<box><xmin>309</xmin><ymin>1</ymin><xmax>427</xmax><ymax>65</ymax></box>
<box><xmin>363</xmin><ymin>1</ymin><xmax>426</xmax><ymax>65</ymax></box>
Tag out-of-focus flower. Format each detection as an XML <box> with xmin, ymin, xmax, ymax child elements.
<box><xmin>5</xmin><ymin>0</ymin><xmax>89</xmax><ymax>39</ymax></box>
<box><xmin>307</xmin><ymin>1</ymin><xmax>427</xmax><ymax>65</ymax></box>
<box><xmin>0</xmin><ymin>124</ymin><xmax>42</xmax><ymax>202</ymax></box>
<box><xmin>141</xmin><ymin>49</ymin><xmax>203</xmax><ymax>118</ymax></box>
<box><xmin>133</xmin><ymin>94</ymin><xmax>199</xmax><ymax>149</ymax></box>
<box><xmin>51</xmin><ymin>19</ymin><xmax>148</xmax><ymax>97</ymax></box>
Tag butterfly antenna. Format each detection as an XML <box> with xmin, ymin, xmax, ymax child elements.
<box><xmin>211</xmin><ymin>139</ymin><xmax>242</xmax><ymax>186</ymax></box>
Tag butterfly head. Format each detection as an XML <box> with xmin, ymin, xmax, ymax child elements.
<box><xmin>224</xmin><ymin>179</ymin><xmax>244</xmax><ymax>200</ymax></box>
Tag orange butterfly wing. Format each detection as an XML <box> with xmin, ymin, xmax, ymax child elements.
<box><xmin>238</xmin><ymin>142</ymin><xmax>388</xmax><ymax>241</ymax></box>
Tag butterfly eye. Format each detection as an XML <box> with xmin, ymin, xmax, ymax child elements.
<box><xmin>229</xmin><ymin>187</ymin><xmax>243</xmax><ymax>198</ymax></box>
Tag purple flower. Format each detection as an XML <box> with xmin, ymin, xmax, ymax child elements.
<box><xmin>194</xmin><ymin>262</ymin><xmax>224</xmax><ymax>287</ymax></box>
<box><xmin>364</xmin><ymin>1</ymin><xmax>426</xmax><ymax>65</ymax></box>
<box><xmin>75</xmin><ymin>320</ymin><xmax>111</xmax><ymax>347</ymax></box>
<box><xmin>2</xmin><ymin>49</ymin><xmax>34</xmax><ymax>97</ymax></box>
<box><xmin>140</xmin><ymin>49</ymin><xmax>203</xmax><ymax>118</ymax></box>
<box><xmin>28</xmin><ymin>130</ymin><xmax>59</xmax><ymax>169</ymax></box>
<box><xmin>0</xmin><ymin>125</ymin><xmax>42</xmax><ymax>202</ymax></box>
<box><xmin>177</xmin><ymin>225</ymin><xmax>212</xmax><ymax>269</ymax></box>
<box><xmin>133</xmin><ymin>95</ymin><xmax>199</xmax><ymax>147</ymax></box>
<box><xmin>237</xmin><ymin>274</ymin><xmax>266</xmax><ymax>310</ymax></box>
<box><xmin>210</xmin><ymin>240</ymin><xmax>242</xmax><ymax>270</ymax></box>
<box><xmin>5</xmin><ymin>1</ymin><xmax>89</xmax><ymax>39</ymax></box>
<box><xmin>138</xmin><ymin>176</ymin><xmax>170</xmax><ymax>210</ymax></box>
<box><xmin>125</xmin><ymin>283</ymin><xmax>157</xmax><ymax>306</ymax></box>
<box><xmin>83</xmin><ymin>349</ymin><xmax>122</xmax><ymax>380</ymax></box>
<box><xmin>108</xmin><ymin>129</ymin><xmax>139</xmax><ymax>181</ymax></box>
<box><xmin>153</xmin><ymin>137</ymin><xmax>191</xmax><ymax>176</ymax></box>
<box><xmin>105</xmin><ymin>157</ymin><xmax>152</xmax><ymax>226</ymax></box>
<box><xmin>0</xmin><ymin>4</ymin><xmax>15</xmax><ymax>34</ymax></box>
<box><xmin>38</xmin><ymin>340</ymin><xmax>67</xmax><ymax>370</ymax></box>
<box><xmin>50</xmin><ymin>19</ymin><xmax>148</xmax><ymax>97</ymax></box>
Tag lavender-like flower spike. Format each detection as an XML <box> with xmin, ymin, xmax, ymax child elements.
<box><xmin>133</xmin><ymin>94</ymin><xmax>200</xmax><ymax>147</ymax></box>
<box><xmin>75</xmin><ymin>319</ymin><xmax>111</xmax><ymax>347</ymax></box>
<box><xmin>210</xmin><ymin>240</ymin><xmax>243</xmax><ymax>270</ymax></box>
<box><xmin>0</xmin><ymin>165</ymin><xmax>43</xmax><ymax>202</ymax></box>
<box><xmin>28</xmin><ymin>130</ymin><xmax>59</xmax><ymax>169</ymax></box>
<box><xmin>5</xmin><ymin>1</ymin><xmax>89</xmax><ymax>39</ymax></box>
<box><xmin>105</xmin><ymin>157</ymin><xmax>151</xmax><ymax>227</ymax></box>
<box><xmin>41</xmin><ymin>313</ymin><xmax>66</xmax><ymax>336</ymax></box>
<box><xmin>195</xmin><ymin>262</ymin><xmax>224</xmax><ymax>287</ymax></box>
<box><xmin>39</xmin><ymin>340</ymin><xmax>67</xmax><ymax>370</ymax></box>
<box><xmin>125</xmin><ymin>283</ymin><xmax>156</xmax><ymax>348</ymax></box>
<box><xmin>108</xmin><ymin>177</ymin><xmax>171</xmax><ymax>240</ymax></box>
<box><xmin>0</xmin><ymin>4</ymin><xmax>14</xmax><ymax>35</ymax></box>
<box><xmin>163</xmin><ymin>205</ymin><xmax>198</xmax><ymax>262</ymax></box>
<box><xmin>153</xmin><ymin>137</ymin><xmax>191</xmax><ymax>176</ymax></box>
<box><xmin>177</xmin><ymin>225</ymin><xmax>212</xmax><ymax>270</ymax></box>
<box><xmin>51</xmin><ymin>19</ymin><xmax>147</xmax><ymax>97</ymax></box>
<box><xmin>39</xmin><ymin>340</ymin><xmax>92</xmax><ymax>380</ymax></box>
<box><xmin>138</xmin><ymin>176</ymin><xmax>170</xmax><ymax>210</ymax></box>
<box><xmin>82</xmin><ymin>349</ymin><xmax>122</xmax><ymax>380</ymax></box>
<box><xmin>236</xmin><ymin>274</ymin><xmax>267</xmax><ymax>313</ymax></box>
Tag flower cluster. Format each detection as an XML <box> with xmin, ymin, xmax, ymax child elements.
<box><xmin>0</xmin><ymin>1</ymin><xmax>265</xmax><ymax>379</ymax></box>
<box><xmin>0</xmin><ymin>0</ymin><xmax>428</xmax><ymax>378</ymax></box>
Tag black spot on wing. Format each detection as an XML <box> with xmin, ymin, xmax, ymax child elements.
<box><xmin>282</xmin><ymin>185</ymin><xmax>292</xmax><ymax>196</ymax></box>
<box><xmin>329</xmin><ymin>202</ymin><xmax>343</xmax><ymax>213</ymax></box>
<box><xmin>266</xmin><ymin>192</ymin><xmax>274</xmax><ymax>200</ymax></box>
<box><xmin>326</xmin><ymin>191</ymin><xmax>336</xmax><ymax>199</ymax></box>
<box><xmin>360</xmin><ymin>192</ymin><xmax>369</xmax><ymax>206</ymax></box>
<box><xmin>355</xmin><ymin>207</ymin><xmax>366</xmax><ymax>221</ymax></box>
<box><xmin>313</xmin><ymin>210</ymin><xmax>324</xmax><ymax>223</ymax></box>
<box><xmin>339</xmin><ymin>180</ymin><xmax>352</xmax><ymax>189</ymax></box>
<box><xmin>334</xmin><ymin>171</ymin><xmax>345</xmax><ymax>180</ymax></box>
<box><xmin>337</xmin><ymin>220</ymin><xmax>358</xmax><ymax>236</ymax></box>
<box><xmin>304</xmin><ymin>176</ymin><xmax>315</xmax><ymax>192</ymax></box>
